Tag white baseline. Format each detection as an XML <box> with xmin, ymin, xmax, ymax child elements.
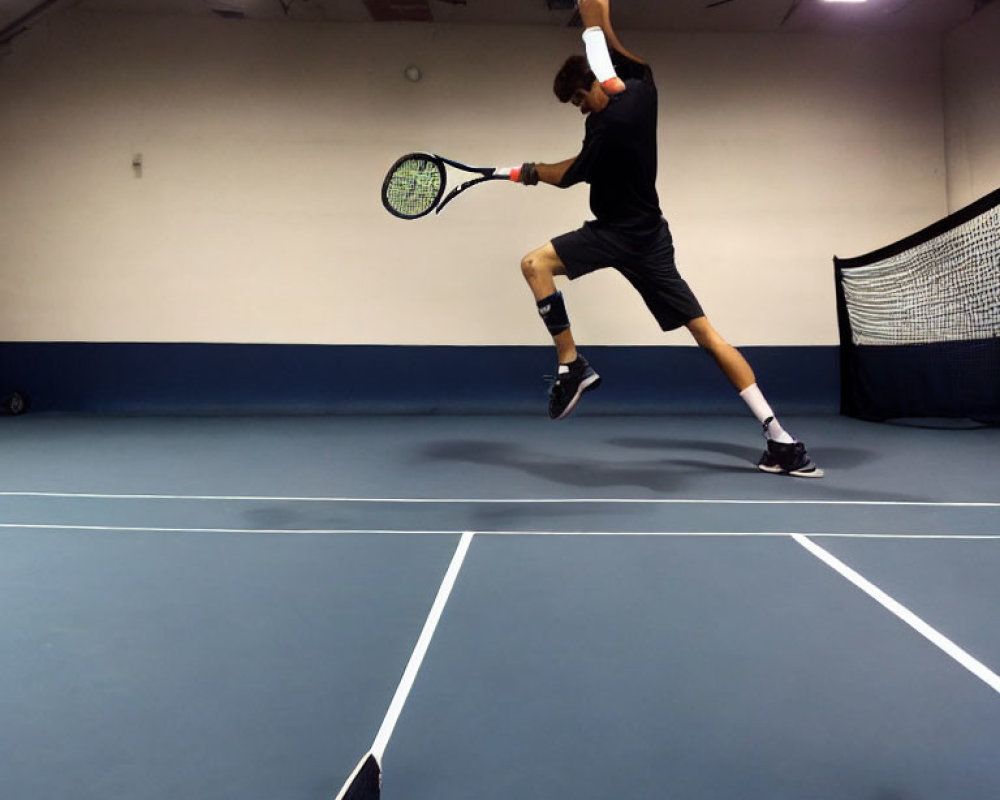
<box><xmin>1</xmin><ymin>522</ymin><xmax>999</xmax><ymax>539</ymax></box>
<box><xmin>0</xmin><ymin>491</ymin><xmax>998</xmax><ymax>508</ymax></box>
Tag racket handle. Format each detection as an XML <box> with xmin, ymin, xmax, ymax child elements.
<box><xmin>501</xmin><ymin>164</ymin><xmax>538</xmax><ymax>184</ymax></box>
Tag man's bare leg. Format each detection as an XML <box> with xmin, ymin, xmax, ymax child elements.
<box><xmin>521</xmin><ymin>242</ymin><xmax>601</xmax><ymax>419</ymax></box>
<box><xmin>685</xmin><ymin>316</ymin><xmax>794</xmax><ymax>443</ymax></box>
<box><xmin>521</xmin><ymin>243</ymin><xmax>578</xmax><ymax>365</ymax></box>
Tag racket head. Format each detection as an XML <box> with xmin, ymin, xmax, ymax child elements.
<box><xmin>381</xmin><ymin>153</ymin><xmax>446</xmax><ymax>219</ymax></box>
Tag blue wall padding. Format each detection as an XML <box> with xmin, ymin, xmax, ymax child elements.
<box><xmin>0</xmin><ymin>343</ymin><xmax>838</xmax><ymax>415</ymax></box>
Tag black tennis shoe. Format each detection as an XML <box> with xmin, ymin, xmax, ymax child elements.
<box><xmin>548</xmin><ymin>355</ymin><xmax>602</xmax><ymax>420</ymax></box>
<box><xmin>758</xmin><ymin>438</ymin><xmax>824</xmax><ymax>478</ymax></box>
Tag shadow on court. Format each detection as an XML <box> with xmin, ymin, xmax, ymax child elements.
<box><xmin>418</xmin><ymin>439</ymin><xmax>681</xmax><ymax>492</ymax></box>
<box><xmin>605</xmin><ymin>436</ymin><xmax>761</xmax><ymax>464</ymax></box>
<box><xmin>418</xmin><ymin>436</ymin><xmax>928</xmax><ymax>503</ymax></box>
<box><xmin>419</xmin><ymin>436</ymin><xmax>886</xmax><ymax>483</ymax></box>
<box><xmin>606</xmin><ymin>436</ymin><xmax>881</xmax><ymax>470</ymax></box>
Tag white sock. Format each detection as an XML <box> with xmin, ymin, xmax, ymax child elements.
<box><xmin>739</xmin><ymin>384</ymin><xmax>794</xmax><ymax>443</ymax></box>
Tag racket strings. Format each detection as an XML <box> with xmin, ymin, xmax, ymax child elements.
<box><xmin>384</xmin><ymin>157</ymin><xmax>443</xmax><ymax>218</ymax></box>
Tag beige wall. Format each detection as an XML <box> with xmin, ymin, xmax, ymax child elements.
<box><xmin>0</xmin><ymin>12</ymin><xmax>950</xmax><ymax>346</ymax></box>
<box><xmin>943</xmin><ymin>2</ymin><xmax>1000</xmax><ymax>212</ymax></box>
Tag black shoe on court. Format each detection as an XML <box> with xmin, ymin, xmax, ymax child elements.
<box><xmin>757</xmin><ymin>438</ymin><xmax>824</xmax><ymax>478</ymax></box>
<box><xmin>548</xmin><ymin>355</ymin><xmax>601</xmax><ymax>420</ymax></box>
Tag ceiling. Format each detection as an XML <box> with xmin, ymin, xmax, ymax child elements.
<box><xmin>1</xmin><ymin>0</ymin><xmax>994</xmax><ymax>47</ymax></box>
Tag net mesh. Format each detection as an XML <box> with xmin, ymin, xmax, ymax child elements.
<box><xmin>840</xmin><ymin>206</ymin><xmax>1000</xmax><ymax>346</ymax></box>
<box><xmin>383</xmin><ymin>156</ymin><xmax>443</xmax><ymax>218</ymax></box>
<box><xmin>835</xmin><ymin>188</ymin><xmax>1000</xmax><ymax>421</ymax></box>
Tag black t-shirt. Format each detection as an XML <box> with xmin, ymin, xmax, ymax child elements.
<box><xmin>558</xmin><ymin>51</ymin><xmax>662</xmax><ymax>234</ymax></box>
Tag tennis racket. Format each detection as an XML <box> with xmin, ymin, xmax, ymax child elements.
<box><xmin>381</xmin><ymin>152</ymin><xmax>520</xmax><ymax>219</ymax></box>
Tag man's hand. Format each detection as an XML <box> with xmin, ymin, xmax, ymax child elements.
<box><xmin>578</xmin><ymin>0</ymin><xmax>645</xmax><ymax>66</ymax></box>
<box><xmin>518</xmin><ymin>163</ymin><xmax>540</xmax><ymax>186</ymax></box>
<box><xmin>508</xmin><ymin>160</ymin><xmax>575</xmax><ymax>187</ymax></box>
<box><xmin>578</xmin><ymin>0</ymin><xmax>608</xmax><ymax>31</ymax></box>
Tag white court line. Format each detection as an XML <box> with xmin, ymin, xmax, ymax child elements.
<box><xmin>371</xmin><ymin>530</ymin><xmax>474</xmax><ymax>759</ymax></box>
<box><xmin>2</xmin><ymin>522</ymin><xmax>999</xmax><ymax>539</ymax></box>
<box><xmin>333</xmin><ymin>531</ymin><xmax>474</xmax><ymax>800</ymax></box>
<box><xmin>793</xmin><ymin>534</ymin><xmax>1000</xmax><ymax>695</ymax></box>
<box><xmin>1</xmin><ymin>491</ymin><xmax>999</xmax><ymax>508</ymax></box>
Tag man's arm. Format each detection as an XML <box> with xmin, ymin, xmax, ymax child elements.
<box><xmin>578</xmin><ymin>0</ymin><xmax>645</xmax><ymax>66</ymax></box>
<box><xmin>536</xmin><ymin>159</ymin><xmax>577</xmax><ymax>187</ymax></box>
<box><xmin>514</xmin><ymin>158</ymin><xmax>580</xmax><ymax>188</ymax></box>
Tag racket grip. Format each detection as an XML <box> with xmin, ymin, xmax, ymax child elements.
<box><xmin>503</xmin><ymin>164</ymin><xmax>538</xmax><ymax>185</ymax></box>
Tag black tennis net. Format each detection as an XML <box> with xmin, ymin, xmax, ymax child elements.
<box><xmin>834</xmin><ymin>187</ymin><xmax>1000</xmax><ymax>422</ymax></box>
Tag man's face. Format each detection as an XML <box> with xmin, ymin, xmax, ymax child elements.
<box><xmin>570</xmin><ymin>82</ymin><xmax>608</xmax><ymax>116</ymax></box>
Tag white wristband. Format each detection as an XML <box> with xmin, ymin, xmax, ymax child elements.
<box><xmin>582</xmin><ymin>26</ymin><xmax>617</xmax><ymax>85</ymax></box>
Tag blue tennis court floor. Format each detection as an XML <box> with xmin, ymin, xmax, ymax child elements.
<box><xmin>1</xmin><ymin>413</ymin><xmax>998</xmax><ymax>799</ymax></box>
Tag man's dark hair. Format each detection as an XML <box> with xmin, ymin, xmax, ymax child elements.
<box><xmin>553</xmin><ymin>55</ymin><xmax>595</xmax><ymax>103</ymax></box>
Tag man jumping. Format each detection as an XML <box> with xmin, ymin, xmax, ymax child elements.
<box><xmin>514</xmin><ymin>0</ymin><xmax>822</xmax><ymax>478</ymax></box>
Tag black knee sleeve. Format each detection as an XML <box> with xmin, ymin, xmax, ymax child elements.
<box><xmin>537</xmin><ymin>291</ymin><xmax>570</xmax><ymax>336</ymax></box>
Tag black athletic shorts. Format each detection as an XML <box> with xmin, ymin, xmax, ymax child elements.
<box><xmin>551</xmin><ymin>218</ymin><xmax>704</xmax><ymax>331</ymax></box>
